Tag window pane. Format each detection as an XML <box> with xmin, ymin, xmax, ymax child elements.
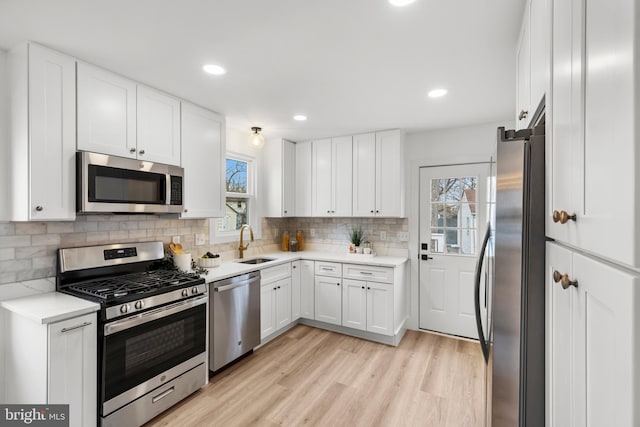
<box><xmin>217</xmin><ymin>197</ymin><xmax>248</xmax><ymax>232</ymax></box>
<box><xmin>431</xmin><ymin>179</ymin><xmax>446</xmax><ymax>201</ymax></box>
<box><xmin>461</xmin><ymin>228</ymin><xmax>476</xmax><ymax>254</ymax></box>
<box><xmin>431</xmin><ymin>203</ymin><xmax>445</xmax><ymax>227</ymax></box>
<box><xmin>446</xmin><ymin>203</ymin><xmax>459</xmax><ymax>227</ymax></box>
<box><xmin>226</xmin><ymin>159</ymin><xmax>248</xmax><ymax>193</ymax></box>
<box><xmin>445</xmin><ymin>229</ymin><xmax>460</xmax><ymax>254</ymax></box>
<box><xmin>431</xmin><ymin>229</ymin><xmax>445</xmax><ymax>253</ymax></box>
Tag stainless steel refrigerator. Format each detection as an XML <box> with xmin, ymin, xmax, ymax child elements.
<box><xmin>474</xmin><ymin>109</ymin><xmax>546</xmax><ymax>427</ymax></box>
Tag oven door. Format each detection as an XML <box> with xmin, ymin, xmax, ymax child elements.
<box><xmin>101</xmin><ymin>295</ymin><xmax>207</xmax><ymax>416</ymax></box>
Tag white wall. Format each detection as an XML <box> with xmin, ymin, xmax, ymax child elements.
<box><xmin>404</xmin><ymin>120</ymin><xmax>511</xmax><ymax>330</ymax></box>
<box><xmin>0</xmin><ymin>49</ymin><xmax>8</xmax><ymax>221</ymax></box>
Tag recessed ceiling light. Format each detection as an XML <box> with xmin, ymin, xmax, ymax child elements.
<box><xmin>202</xmin><ymin>64</ymin><xmax>226</xmax><ymax>75</ymax></box>
<box><xmin>389</xmin><ymin>0</ymin><xmax>415</xmax><ymax>6</ymax></box>
<box><xmin>428</xmin><ymin>88</ymin><xmax>448</xmax><ymax>98</ymax></box>
<box><xmin>293</xmin><ymin>115</ymin><xmax>307</xmax><ymax>121</ymax></box>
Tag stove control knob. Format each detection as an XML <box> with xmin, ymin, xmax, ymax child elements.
<box><xmin>135</xmin><ymin>301</ymin><xmax>144</xmax><ymax>310</ymax></box>
<box><xmin>182</xmin><ymin>289</ymin><xmax>189</xmax><ymax>297</ymax></box>
<box><xmin>191</xmin><ymin>287</ymin><xmax>198</xmax><ymax>295</ymax></box>
<box><xmin>120</xmin><ymin>304</ymin><xmax>130</xmax><ymax>314</ymax></box>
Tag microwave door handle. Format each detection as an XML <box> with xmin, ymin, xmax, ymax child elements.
<box><xmin>166</xmin><ymin>174</ymin><xmax>171</xmax><ymax>206</ymax></box>
<box><xmin>474</xmin><ymin>224</ymin><xmax>491</xmax><ymax>364</ymax></box>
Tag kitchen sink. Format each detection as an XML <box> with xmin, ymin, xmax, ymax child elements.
<box><xmin>236</xmin><ymin>257</ymin><xmax>275</xmax><ymax>265</ymax></box>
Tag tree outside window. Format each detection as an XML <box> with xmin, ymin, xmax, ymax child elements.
<box><xmin>217</xmin><ymin>158</ymin><xmax>251</xmax><ymax>232</ymax></box>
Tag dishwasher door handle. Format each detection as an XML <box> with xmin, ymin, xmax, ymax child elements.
<box><xmin>215</xmin><ymin>280</ymin><xmax>254</xmax><ymax>292</ymax></box>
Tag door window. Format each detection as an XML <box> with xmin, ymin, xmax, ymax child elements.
<box><xmin>430</xmin><ymin>177</ymin><xmax>478</xmax><ymax>255</ymax></box>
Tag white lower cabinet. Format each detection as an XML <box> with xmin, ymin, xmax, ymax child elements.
<box><xmin>5</xmin><ymin>311</ymin><xmax>97</xmax><ymax>427</ymax></box>
<box><xmin>314</xmin><ymin>275</ymin><xmax>342</xmax><ymax>326</ymax></box>
<box><xmin>342</xmin><ymin>279</ymin><xmax>367</xmax><ymax>331</ymax></box>
<box><xmin>300</xmin><ymin>260</ymin><xmax>315</xmax><ymax>319</ymax></box>
<box><xmin>342</xmin><ymin>278</ymin><xmax>394</xmax><ymax>336</ymax></box>
<box><xmin>260</xmin><ymin>263</ymin><xmax>293</xmax><ymax>340</ymax></box>
<box><xmin>546</xmin><ymin>242</ymin><xmax>640</xmax><ymax>426</ymax></box>
<box><xmin>291</xmin><ymin>261</ymin><xmax>301</xmax><ymax>320</ymax></box>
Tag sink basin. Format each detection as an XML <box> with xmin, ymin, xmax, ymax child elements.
<box><xmin>236</xmin><ymin>257</ymin><xmax>275</xmax><ymax>265</ymax></box>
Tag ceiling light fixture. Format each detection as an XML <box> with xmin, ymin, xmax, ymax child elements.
<box><xmin>202</xmin><ymin>64</ymin><xmax>226</xmax><ymax>75</ymax></box>
<box><xmin>249</xmin><ymin>127</ymin><xmax>265</xmax><ymax>148</ymax></box>
<box><xmin>428</xmin><ymin>88</ymin><xmax>448</xmax><ymax>98</ymax></box>
<box><xmin>389</xmin><ymin>0</ymin><xmax>415</xmax><ymax>6</ymax></box>
<box><xmin>293</xmin><ymin>115</ymin><xmax>307</xmax><ymax>121</ymax></box>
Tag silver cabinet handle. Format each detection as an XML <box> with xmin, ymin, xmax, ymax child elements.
<box><xmin>35</xmin><ymin>206</ymin><xmax>43</xmax><ymax>212</ymax></box>
<box><xmin>60</xmin><ymin>322</ymin><xmax>92</xmax><ymax>333</ymax></box>
<box><xmin>129</xmin><ymin>147</ymin><xmax>136</xmax><ymax>153</ymax></box>
<box><xmin>139</xmin><ymin>149</ymin><xmax>145</xmax><ymax>155</ymax></box>
<box><xmin>321</xmin><ymin>267</ymin><xmax>334</xmax><ymax>271</ymax></box>
<box><xmin>359</xmin><ymin>271</ymin><xmax>373</xmax><ymax>275</ymax></box>
<box><xmin>152</xmin><ymin>386</ymin><xmax>175</xmax><ymax>403</ymax></box>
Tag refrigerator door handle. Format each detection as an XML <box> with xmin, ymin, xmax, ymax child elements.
<box><xmin>474</xmin><ymin>224</ymin><xmax>491</xmax><ymax>363</ymax></box>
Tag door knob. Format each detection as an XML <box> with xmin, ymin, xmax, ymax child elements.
<box><xmin>421</xmin><ymin>254</ymin><xmax>433</xmax><ymax>261</ymax></box>
<box><xmin>552</xmin><ymin>210</ymin><xmax>577</xmax><ymax>224</ymax></box>
<box><xmin>553</xmin><ymin>270</ymin><xmax>578</xmax><ymax>289</ymax></box>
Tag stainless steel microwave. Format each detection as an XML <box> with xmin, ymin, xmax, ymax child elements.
<box><xmin>77</xmin><ymin>151</ymin><xmax>184</xmax><ymax>214</ymax></box>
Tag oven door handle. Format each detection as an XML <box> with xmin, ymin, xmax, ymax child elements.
<box><xmin>104</xmin><ymin>295</ymin><xmax>207</xmax><ymax>336</ymax></box>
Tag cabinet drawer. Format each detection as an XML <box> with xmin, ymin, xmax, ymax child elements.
<box><xmin>315</xmin><ymin>261</ymin><xmax>342</xmax><ymax>277</ymax></box>
<box><xmin>343</xmin><ymin>264</ymin><xmax>393</xmax><ymax>284</ymax></box>
<box><xmin>261</xmin><ymin>262</ymin><xmax>292</xmax><ymax>284</ymax></box>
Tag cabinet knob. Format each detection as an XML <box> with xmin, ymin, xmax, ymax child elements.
<box><xmin>376</xmin><ymin>210</ymin><xmax>379</xmax><ymax>214</ymax></box>
<box><xmin>337</xmin><ymin>283</ymin><xmax>340</xmax><ymax>286</ymax></box>
<box><xmin>35</xmin><ymin>206</ymin><xmax>43</xmax><ymax>212</ymax></box>
<box><xmin>362</xmin><ymin>286</ymin><xmax>365</xmax><ymax>289</ymax></box>
<box><xmin>139</xmin><ymin>149</ymin><xmax>145</xmax><ymax>155</ymax></box>
<box><xmin>370</xmin><ymin>210</ymin><xmax>374</xmax><ymax>213</ymax></box>
<box><xmin>552</xmin><ymin>210</ymin><xmax>577</xmax><ymax>224</ymax></box>
<box><xmin>327</xmin><ymin>210</ymin><xmax>331</xmax><ymax>214</ymax></box>
<box><xmin>553</xmin><ymin>270</ymin><xmax>578</xmax><ymax>289</ymax></box>
<box><xmin>184</xmin><ymin>208</ymin><xmax>188</xmax><ymax>213</ymax></box>
<box><xmin>284</xmin><ymin>210</ymin><xmax>288</xmax><ymax>214</ymax></box>
<box><xmin>292</xmin><ymin>265</ymin><xmax>296</xmax><ymax>269</ymax></box>
<box><xmin>518</xmin><ymin>110</ymin><xmax>529</xmax><ymax>120</ymax></box>
<box><xmin>129</xmin><ymin>147</ymin><xmax>136</xmax><ymax>153</ymax></box>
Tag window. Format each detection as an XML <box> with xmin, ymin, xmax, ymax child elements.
<box><xmin>210</xmin><ymin>153</ymin><xmax>259</xmax><ymax>243</ymax></box>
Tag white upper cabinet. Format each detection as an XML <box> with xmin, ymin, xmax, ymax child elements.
<box><xmin>136</xmin><ymin>85</ymin><xmax>181</xmax><ymax>165</ymax></box>
<box><xmin>295</xmin><ymin>141</ymin><xmax>312</xmax><ymax>217</ymax></box>
<box><xmin>516</xmin><ymin>0</ymin><xmax>548</xmax><ymax>129</ymax></box>
<box><xmin>548</xmin><ymin>0</ymin><xmax>640</xmax><ymax>268</ymax></box>
<box><xmin>312</xmin><ymin>136</ymin><xmax>352</xmax><ymax>217</ymax></box>
<box><xmin>353</xmin><ymin>129</ymin><xmax>405</xmax><ymax>217</ymax></box>
<box><xmin>180</xmin><ymin>102</ymin><xmax>225</xmax><ymax>218</ymax></box>
<box><xmin>77</xmin><ymin>63</ymin><xmax>181</xmax><ymax>166</ymax></box>
<box><xmin>263</xmin><ymin>139</ymin><xmax>296</xmax><ymax>217</ymax></box>
<box><xmin>77</xmin><ymin>62</ymin><xmax>136</xmax><ymax>159</ymax></box>
<box><xmin>8</xmin><ymin>42</ymin><xmax>76</xmax><ymax>221</ymax></box>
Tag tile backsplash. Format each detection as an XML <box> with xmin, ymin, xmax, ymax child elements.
<box><xmin>0</xmin><ymin>215</ymin><xmax>408</xmax><ymax>286</ymax></box>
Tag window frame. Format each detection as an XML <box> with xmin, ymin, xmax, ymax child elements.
<box><xmin>209</xmin><ymin>152</ymin><xmax>261</xmax><ymax>244</ymax></box>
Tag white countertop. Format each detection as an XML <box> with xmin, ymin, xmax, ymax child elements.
<box><xmin>201</xmin><ymin>251</ymin><xmax>408</xmax><ymax>283</ymax></box>
<box><xmin>0</xmin><ymin>292</ymin><xmax>100</xmax><ymax>324</ymax></box>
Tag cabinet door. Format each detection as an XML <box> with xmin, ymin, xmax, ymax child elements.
<box><xmin>314</xmin><ymin>276</ymin><xmax>342</xmax><ymax>325</ymax></box>
<box><xmin>545</xmin><ymin>242</ymin><xmax>574</xmax><ymax>427</ymax></box>
<box><xmin>291</xmin><ymin>261</ymin><xmax>301</xmax><ymax>320</ymax></box>
<box><xmin>260</xmin><ymin>284</ymin><xmax>276</xmax><ymax>339</ymax></box>
<box><xmin>547</xmin><ymin>0</ymin><xmax>583</xmax><ymax>246</ymax></box>
<box><xmin>137</xmin><ymin>85</ymin><xmax>181</xmax><ymax>166</ymax></box>
<box><xmin>366</xmin><ymin>282</ymin><xmax>394</xmax><ymax>336</ymax></box>
<box><xmin>27</xmin><ymin>44</ymin><xmax>76</xmax><ymax>221</ymax></box>
<box><xmin>312</xmin><ymin>138</ymin><xmax>333</xmax><ymax>216</ymax></box>
<box><xmin>295</xmin><ymin>141</ymin><xmax>312</xmax><ymax>216</ymax></box>
<box><xmin>529</xmin><ymin>0</ymin><xmax>548</xmax><ymax>109</ymax></box>
<box><xmin>342</xmin><ymin>279</ymin><xmax>366</xmax><ymax>331</ymax></box>
<box><xmin>300</xmin><ymin>260</ymin><xmax>315</xmax><ymax>319</ymax></box>
<box><xmin>48</xmin><ymin>313</ymin><xmax>97</xmax><ymax>427</ymax></box>
<box><xmin>375</xmin><ymin>129</ymin><xmax>403</xmax><ymax>217</ymax></box>
<box><xmin>77</xmin><ymin>62</ymin><xmax>137</xmax><ymax>158</ymax></box>
<box><xmin>180</xmin><ymin>103</ymin><xmax>225</xmax><ymax>218</ymax></box>
<box><xmin>352</xmin><ymin>132</ymin><xmax>376</xmax><ymax>216</ymax></box>
<box><xmin>516</xmin><ymin>2</ymin><xmax>531</xmax><ymax>129</ymax></box>
<box><xmin>275</xmin><ymin>278</ymin><xmax>292</xmax><ymax>330</ymax></box>
<box><xmin>282</xmin><ymin>140</ymin><xmax>296</xmax><ymax>216</ymax></box>
<box><xmin>573</xmin><ymin>252</ymin><xmax>639</xmax><ymax>427</ymax></box>
<box><xmin>332</xmin><ymin>136</ymin><xmax>353</xmax><ymax>216</ymax></box>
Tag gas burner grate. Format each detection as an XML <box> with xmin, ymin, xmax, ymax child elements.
<box><xmin>68</xmin><ymin>270</ymin><xmax>202</xmax><ymax>301</ymax></box>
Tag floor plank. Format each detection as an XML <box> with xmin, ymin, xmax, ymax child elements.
<box><xmin>145</xmin><ymin>325</ymin><xmax>485</xmax><ymax>427</ymax></box>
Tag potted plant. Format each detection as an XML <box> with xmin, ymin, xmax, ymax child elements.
<box><xmin>348</xmin><ymin>225</ymin><xmax>365</xmax><ymax>253</ymax></box>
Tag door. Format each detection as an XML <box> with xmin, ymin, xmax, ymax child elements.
<box><xmin>300</xmin><ymin>260</ymin><xmax>315</xmax><ymax>319</ymax></box>
<box><xmin>260</xmin><ymin>284</ymin><xmax>276</xmax><ymax>339</ymax></box>
<box><xmin>375</xmin><ymin>129</ymin><xmax>403</xmax><ymax>216</ymax></box>
<box><xmin>295</xmin><ymin>142</ymin><xmax>312</xmax><ymax>216</ymax></box>
<box><xmin>419</xmin><ymin>163</ymin><xmax>491</xmax><ymax>338</ymax></box>
<box><xmin>342</xmin><ymin>279</ymin><xmax>366</xmax><ymax>331</ymax></box>
<box><xmin>367</xmin><ymin>282</ymin><xmax>394</xmax><ymax>336</ymax></box>
<box><xmin>312</xmin><ymin>138</ymin><xmax>333</xmax><ymax>216</ymax></box>
<box><xmin>352</xmin><ymin>132</ymin><xmax>376</xmax><ymax>216</ymax></box>
<box><xmin>291</xmin><ymin>261</ymin><xmax>301</xmax><ymax>320</ymax></box>
<box><xmin>137</xmin><ymin>85</ymin><xmax>181</xmax><ymax>166</ymax></box>
<box><xmin>314</xmin><ymin>276</ymin><xmax>342</xmax><ymax>325</ymax></box>
<box><xmin>332</xmin><ymin>136</ymin><xmax>353</xmax><ymax>216</ymax></box>
<box><xmin>282</xmin><ymin>140</ymin><xmax>296</xmax><ymax>216</ymax></box>
<box><xmin>275</xmin><ymin>278</ymin><xmax>292</xmax><ymax>330</ymax></box>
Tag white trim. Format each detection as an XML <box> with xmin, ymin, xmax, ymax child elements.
<box><xmin>209</xmin><ymin>152</ymin><xmax>262</xmax><ymax>244</ymax></box>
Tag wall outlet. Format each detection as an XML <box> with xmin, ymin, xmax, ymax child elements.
<box><xmin>172</xmin><ymin>236</ymin><xmax>181</xmax><ymax>244</ymax></box>
<box><xmin>380</xmin><ymin>231</ymin><xmax>387</xmax><ymax>241</ymax></box>
<box><xmin>310</xmin><ymin>228</ymin><xmax>316</xmax><ymax>237</ymax></box>
<box><xmin>397</xmin><ymin>231</ymin><xmax>409</xmax><ymax>242</ymax></box>
<box><xmin>195</xmin><ymin>234</ymin><xmax>206</xmax><ymax>246</ymax></box>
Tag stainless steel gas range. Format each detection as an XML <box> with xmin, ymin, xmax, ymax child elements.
<box><xmin>56</xmin><ymin>241</ymin><xmax>207</xmax><ymax>427</ymax></box>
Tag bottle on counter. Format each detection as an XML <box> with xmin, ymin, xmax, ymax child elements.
<box><xmin>296</xmin><ymin>230</ymin><xmax>304</xmax><ymax>251</ymax></box>
<box><xmin>281</xmin><ymin>231</ymin><xmax>290</xmax><ymax>251</ymax></box>
<box><xmin>289</xmin><ymin>239</ymin><xmax>298</xmax><ymax>252</ymax></box>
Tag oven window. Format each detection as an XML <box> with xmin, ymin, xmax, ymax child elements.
<box><xmin>89</xmin><ymin>165</ymin><xmax>166</xmax><ymax>204</ymax></box>
<box><xmin>102</xmin><ymin>303</ymin><xmax>206</xmax><ymax>403</ymax></box>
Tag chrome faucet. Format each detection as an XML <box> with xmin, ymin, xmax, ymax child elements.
<box><xmin>238</xmin><ymin>224</ymin><xmax>254</xmax><ymax>259</ymax></box>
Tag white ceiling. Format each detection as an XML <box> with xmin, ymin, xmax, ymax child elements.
<box><xmin>0</xmin><ymin>0</ymin><xmax>526</xmax><ymax>141</ymax></box>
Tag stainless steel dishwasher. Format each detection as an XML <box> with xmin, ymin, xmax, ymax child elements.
<box><xmin>210</xmin><ymin>271</ymin><xmax>261</xmax><ymax>371</ymax></box>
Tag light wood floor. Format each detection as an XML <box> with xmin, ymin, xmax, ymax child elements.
<box><xmin>145</xmin><ymin>325</ymin><xmax>485</xmax><ymax>427</ymax></box>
